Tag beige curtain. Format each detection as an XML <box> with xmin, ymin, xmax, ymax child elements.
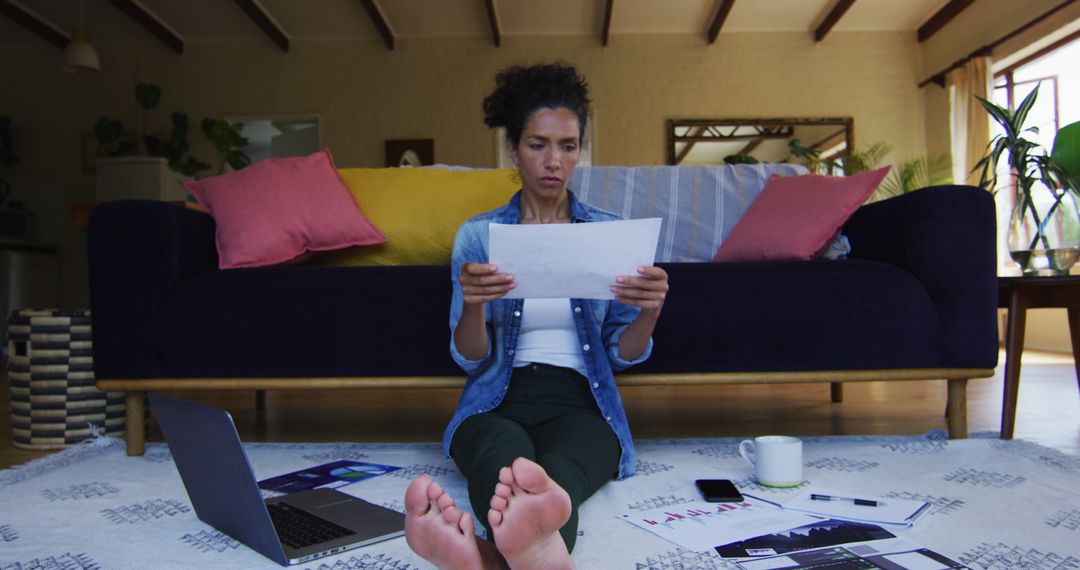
<box><xmin>948</xmin><ymin>56</ymin><xmax>992</xmax><ymax>187</ymax></box>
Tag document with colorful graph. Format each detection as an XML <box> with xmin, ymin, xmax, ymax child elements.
<box><xmin>257</xmin><ymin>460</ymin><xmax>401</xmax><ymax>494</ymax></box>
<box><xmin>619</xmin><ymin>499</ymin><xmax>820</xmax><ymax>552</ymax></box>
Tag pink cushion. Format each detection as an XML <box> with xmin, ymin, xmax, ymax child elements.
<box><xmin>186</xmin><ymin>148</ymin><xmax>386</xmax><ymax>269</ymax></box>
<box><xmin>713</xmin><ymin>167</ymin><xmax>890</xmax><ymax>262</ymax></box>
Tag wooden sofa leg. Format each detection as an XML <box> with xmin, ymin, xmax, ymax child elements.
<box><xmin>255</xmin><ymin>390</ymin><xmax>267</xmax><ymax>411</ymax></box>
<box><xmin>946</xmin><ymin>378</ymin><xmax>968</xmax><ymax>439</ymax></box>
<box><xmin>830</xmin><ymin>382</ymin><xmax>843</xmax><ymax>402</ymax></box>
<box><xmin>125</xmin><ymin>391</ymin><xmax>146</xmax><ymax>456</ymax></box>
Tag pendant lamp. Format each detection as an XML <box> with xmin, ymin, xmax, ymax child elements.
<box><xmin>63</xmin><ymin>0</ymin><xmax>101</xmax><ymax>73</ymax></box>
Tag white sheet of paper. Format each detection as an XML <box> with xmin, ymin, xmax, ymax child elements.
<box><xmin>620</xmin><ymin>499</ymin><xmax>820</xmax><ymax>553</ymax></box>
<box><xmin>781</xmin><ymin>489</ymin><xmax>931</xmax><ymax>528</ymax></box>
<box><xmin>488</xmin><ymin>218</ymin><xmax>662</xmax><ymax>299</ymax></box>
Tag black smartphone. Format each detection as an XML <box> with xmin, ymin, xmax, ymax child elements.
<box><xmin>695</xmin><ymin>479</ymin><xmax>744</xmax><ymax>502</ymax></box>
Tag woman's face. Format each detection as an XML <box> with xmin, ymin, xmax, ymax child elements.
<box><xmin>510</xmin><ymin>106</ymin><xmax>581</xmax><ymax>199</ymax></box>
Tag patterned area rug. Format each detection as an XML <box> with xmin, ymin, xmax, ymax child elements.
<box><xmin>2</xmin><ymin>431</ymin><xmax>1079</xmax><ymax>569</ymax></box>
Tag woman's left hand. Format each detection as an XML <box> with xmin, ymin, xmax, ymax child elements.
<box><xmin>611</xmin><ymin>266</ymin><xmax>669</xmax><ymax>311</ymax></box>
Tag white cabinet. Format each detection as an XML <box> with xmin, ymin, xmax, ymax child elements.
<box><xmin>95</xmin><ymin>156</ymin><xmax>190</xmax><ymax>202</ymax></box>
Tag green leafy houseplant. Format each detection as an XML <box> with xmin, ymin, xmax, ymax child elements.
<box><xmin>1042</xmin><ymin>120</ymin><xmax>1080</xmax><ymax>198</ymax></box>
<box><xmin>94</xmin><ymin>83</ymin><xmax>251</xmax><ymax>178</ymax></box>
<box><xmin>201</xmin><ymin>118</ymin><xmax>251</xmax><ymax>175</ymax></box>
<box><xmin>838</xmin><ymin>142</ymin><xmax>890</xmax><ymax>176</ymax></box>
<box><xmin>973</xmin><ymin>84</ymin><xmax>1080</xmax><ymax>275</ymax></box>
<box><xmin>787</xmin><ymin>139</ymin><xmax>889</xmax><ymax>175</ymax></box>
<box><xmin>787</xmin><ymin>138</ymin><xmax>823</xmax><ymax>171</ymax></box>
<box><xmin>722</xmin><ymin>153</ymin><xmax>760</xmax><ymax>165</ymax></box>
<box><xmin>95</xmin><ymin>83</ymin><xmax>209</xmax><ymax>176</ymax></box>
<box><xmin>875</xmin><ymin>154</ymin><xmax>951</xmax><ymax>200</ymax></box>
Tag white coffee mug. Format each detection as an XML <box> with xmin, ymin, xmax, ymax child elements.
<box><xmin>739</xmin><ymin>435</ymin><xmax>803</xmax><ymax>488</ymax></box>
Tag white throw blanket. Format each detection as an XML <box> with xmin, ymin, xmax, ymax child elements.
<box><xmin>2</xmin><ymin>431</ymin><xmax>1078</xmax><ymax>569</ymax></box>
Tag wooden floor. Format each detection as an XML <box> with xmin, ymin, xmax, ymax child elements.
<box><xmin>2</xmin><ymin>350</ymin><xmax>1078</xmax><ymax>469</ymax></box>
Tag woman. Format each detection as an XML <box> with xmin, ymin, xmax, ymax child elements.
<box><xmin>404</xmin><ymin>63</ymin><xmax>669</xmax><ymax>570</ymax></box>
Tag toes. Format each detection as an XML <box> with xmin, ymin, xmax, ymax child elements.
<box><xmin>490</xmin><ymin>494</ymin><xmax>508</xmax><ymax>511</ymax></box>
<box><xmin>498</xmin><ymin>465</ymin><xmax>514</xmax><ymax>486</ymax></box>
<box><xmin>494</xmin><ymin>481</ymin><xmax>512</xmax><ymax>499</ymax></box>
<box><xmin>511</xmin><ymin>457</ymin><xmax>550</xmax><ymax>493</ymax></box>
<box><xmin>442</xmin><ymin>505</ymin><xmax>462</xmax><ymax>526</ymax></box>
<box><xmin>436</xmin><ymin>491</ymin><xmax>456</xmax><ymax>512</ymax></box>
<box><xmin>427</xmin><ymin>480</ymin><xmax>445</xmax><ymax>501</ymax></box>
<box><xmin>488</xmin><ymin>507</ymin><xmax>504</xmax><ymax>529</ymax></box>
<box><xmin>404</xmin><ymin>475</ymin><xmax>433</xmax><ymax>515</ymax></box>
<box><xmin>458</xmin><ymin>511</ymin><xmax>475</xmax><ymax>535</ymax></box>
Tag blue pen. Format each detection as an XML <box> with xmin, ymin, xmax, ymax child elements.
<box><xmin>810</xmin><ymin>493</ymin><xmax>883</xmax><ymax>507</ymax></box>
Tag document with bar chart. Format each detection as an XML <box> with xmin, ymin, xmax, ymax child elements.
<box><xmin>620</xmin><ymin>499</ymin><xmax>819</xmax><ymax>552</ymax></box>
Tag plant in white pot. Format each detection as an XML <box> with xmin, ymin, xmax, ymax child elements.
<box><xmin>974</xmin><ymin>84</ymin><xmax>1080</xmax><ymax>275</ymax></box>
<box><xmin>93</xmin><ymin>83</ymin><xmax>209</xmax><ymax>202</ymax></box>
<box><xmin>93</xmin><ymin>83</ymin><xmax>250</xmax><ymax>202</ymax></box>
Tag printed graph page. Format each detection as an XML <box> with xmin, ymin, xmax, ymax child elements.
<box><xmin>620</xmin><ymin>499</ymin><xmax>820</xmax><ymax>552</ymax></box>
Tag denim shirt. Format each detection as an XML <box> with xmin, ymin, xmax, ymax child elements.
<box><xmin>443</xmin><ymin>190</ymin><xmax>652</xmax><ymax>480</ymax></box>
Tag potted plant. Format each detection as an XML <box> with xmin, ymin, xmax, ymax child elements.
<box><xmin>201</xmin><ymin>118</ymin><xmax>251</xmax><ymax>175</ymax></box>
<box><xmin>93</xmin><ymin>83</ymin><xmax>250</xmax><ymax>202</ymax></box>
<box><xmin>874</xmin><ymin>154</ymin><xmax>951</xmax><ymax>200</ymax></box>
<box><xmin>974</xmin><ymin>84</ymin><xmax>1080</xmax><ymax>275</ymax></box>
<box><xmin>788</xmin><ymin>139</ymin><xmax>889</xmax><ymax>176</ymax></box>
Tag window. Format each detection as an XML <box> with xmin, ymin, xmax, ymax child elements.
<box><xmin>224</xmin><ymin>115</ymin><xmax>321</xmax><ymax>166</ymax></box>
<box><xmin>992</xmin><ymin>32</ymin><xmax>1080</xmax><ymax>165</ymax></box>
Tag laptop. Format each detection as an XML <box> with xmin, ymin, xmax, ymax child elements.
<box><xmin>149</xmin><ymin>392</ymin><xmax>406</xmax><ymax>566</ymax></box>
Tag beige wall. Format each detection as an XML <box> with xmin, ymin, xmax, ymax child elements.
<box><xmin>1</xmin><ymin>32</ymin><xmax>927</xmax><ymax>307</ymax></box>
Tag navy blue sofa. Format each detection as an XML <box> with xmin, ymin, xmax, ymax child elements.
<box><xmin>87</xmin><ymin>185</ymin><xmax>999</xmax><ymax>454</ymax></box>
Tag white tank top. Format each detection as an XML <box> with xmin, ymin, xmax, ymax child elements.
<box><xmin>512</xmin><ymin>298</ymin><xmax>588</xmax><ymax>376</ymax></box>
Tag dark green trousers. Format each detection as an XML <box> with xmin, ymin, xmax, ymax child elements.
<box><xmin>450</xmin><ymin>363</ymin><xmax>622</xmax><ymax>553</ymax></box>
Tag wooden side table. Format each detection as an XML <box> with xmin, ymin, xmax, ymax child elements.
<box><xmin>997</xmin><ymin>275</ymin><xmax>1080</xmax><ymax>439</ymax></box>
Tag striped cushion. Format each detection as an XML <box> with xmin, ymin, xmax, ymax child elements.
<box><xmin>571</xmin><ymin>164</ymin><xmax>808</xmax><ymax>262</ymax></box>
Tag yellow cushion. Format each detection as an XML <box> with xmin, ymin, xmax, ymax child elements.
<box><xmin>315</xmin><ymin>168</ymin><xmax>519</xmax><ymax>266</ymax></box>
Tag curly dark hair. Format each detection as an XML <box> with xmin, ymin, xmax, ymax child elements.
<box><xmin>482</xmin><ymin>63</ymin><xmax>591</xmax><ymax>148</ymax></box>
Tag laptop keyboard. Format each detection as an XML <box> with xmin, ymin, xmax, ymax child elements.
<box><xmin>267</xmin><ymin>502</ymin><xmax>357</xmax><ymax>549</ymax></box>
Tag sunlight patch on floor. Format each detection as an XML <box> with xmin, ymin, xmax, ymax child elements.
<box><xmin>1010</xmin><ymin>348</ymin><xmax>1075</xmax><ymax>365</ymax></box>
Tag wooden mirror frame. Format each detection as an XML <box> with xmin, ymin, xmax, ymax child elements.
<box><xmin>665</xmin><ymin>117</ymin><xmax>854</xmax><ymax>166</ymax></box>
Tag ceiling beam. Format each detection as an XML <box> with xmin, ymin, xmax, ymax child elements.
<box><xmin>917</xmin><ymin>0</ymin><xmax>976</xmax><ymax>43</ymax></box>
<box><xmin>0</xmin><ymin>0</ymin><xmax>68</xmax><ymax>49</ymax></box>
<box><xmin>107</xmin><ymin>0</ymin><xmax>184</xmax><ymax>54</ymax></box>
<box><xmin>233</xmin><ymin>0</ymin><xmax>289</xmax><ymax>52</ymax></box>
<box><xmin>814</xmin><ymin>0</ymin><xmax>855</xmax><ymax>43</ymax></box>
<box><xmin>484</xmin><ymin>0</ymin><xmax>500</xmax><ymax>47</ymax></box>
<box><xmin>358</xmin><ymin>0</ymin><xmax>394</xmax><ymax>50</ymax></box>
<box><xmin>707</xmin><ymin>0</ymin><xmax>735</xmax><ymax>44</ymax></box>
<box><xmin>602</xmin><ymin>0</ymin><xmax>614</xmax><ymax>46</ymax></box>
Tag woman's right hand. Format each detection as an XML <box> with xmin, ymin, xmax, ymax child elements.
<box><xmin>460</xmin><ymin>262</ymin><xmax>515</xmax><ymax>305</ymax></box>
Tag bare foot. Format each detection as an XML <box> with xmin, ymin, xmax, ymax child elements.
<box><xmin>404</xmin><ymin>475</ymin><xmax>485</xmax><ymax>570</ymax></box>
<box><xmin>488</xmin><ymin>458</ymin><xmax>574</xmax><ymax>570</ymax></box>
